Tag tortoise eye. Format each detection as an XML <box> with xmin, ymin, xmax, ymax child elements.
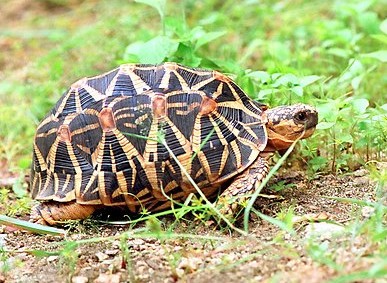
<box><xmin>295</xmin><ymin>112</ymin><xmax>307</xmax><ymax>121</ymax></box>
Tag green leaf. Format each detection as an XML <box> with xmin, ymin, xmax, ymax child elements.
<box><xmin>247</xmin><ymin>71</ymin><xmax>271</xmax><ymax>83</ymax></box>
<box><xmin>274</xmin><ymin>73</ymin><xmax>299</xmax><ymax>87</ymax></box>
<box><xmin>124</xmin><ymin>36</ymin><xmax>179</xmax><ymax>64</ymax></box>
<box><xmin>135</xmin><ymin>0</ymin><xmax>166</xmax><ymax>19</ymax></box>
<box><xmin>12</xmin><ymin>177</ymin><xmax>26</xmax><ymax>198</ymax></box>
<box><xmin>380</xmin><ymin>18</ymin><xmax>387</xmax><ymax>34</ymax></box>
<box><xmin>362</xmin><ymin>50</ymin><xmax>387</xmax><ymax>62</ymax></box>
<box><xmin>194</xmin><ymin>30</ymin><xmax>226</xmax><ymax>50</ymax></box>
<box><xmin>299</xmin><ymin>75</ymin><xmax>322</xmax><ymax>87</ymax></box>
<box><xmin>338</xmin><ymin>132</ymin><xmax>353</xmax><ymax>143</ymax></box>
<box><xmin>352</xmin><ymin>98</ymin><xmax>369</xmax><ymax>114</ymax></box>
<box><xmin>291</xmin><ymin>85</ymin><xmax>303</xmax><ymax>97</ymax></box>
<box><xmin>316</xmin><ymin>122</ymin><xmax>335</xmax><ymax>130</ymax></box>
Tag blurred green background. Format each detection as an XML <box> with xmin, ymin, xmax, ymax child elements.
<box><xmin>0</xmin><ymin>0</ymin><xmax>385</xmax><ymax>180</ymax></box>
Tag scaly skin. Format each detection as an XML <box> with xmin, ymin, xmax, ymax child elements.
<box><xmin>30</xmin><ymin>202</ymin><xmax>98</xmax><ymax>225</ymax></box>
<box><xmin>216</xmin><ymin>156</ymin><xmax>269</xmax><ymax>218</ymax></box>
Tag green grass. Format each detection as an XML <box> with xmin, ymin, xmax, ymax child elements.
<box><xmin>1</xmin><ymin>0</ymin><xmax>385</xmax><ymax>174</ymax></box>
<box><xmin>0</xmin><ymin>0</ymin><xmax>386</xmax><ymax>281</ymax></box>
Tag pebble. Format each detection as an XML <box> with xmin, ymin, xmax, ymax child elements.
<box><xmin>0</xmin><ymin>234</ymin><xmax>7</xmax><ymax>247</ymax></box>
<box><xmin>72</xmin><ymin>276</ymin><xmax>88</xmax><ymax>283</ymax></box>
<box><xmin>47</xmin><ymin>255</ymin><xmax>59</xmax><ymax>263</ymax></box>
<box><xmin>178</xmin><ymin>256</ymin><xmax>202</xmax><ymax>271</ymax></box>
<box><xmin>304</xmin><ymin>222</ymin><xmax>345</xmax><ymax>241</ymax></box>
<box><xmin>95</xmin><ymin>252</ymin><xmax>109</xmax><ymax>262</ymax></box>
<box><xmin>93</xmin><ymin>273</ymin><xmax>121</xmax><ymax>283</ymax></box>
<box><xmin>353</xmin><ymin>169</ymin><xmax>368</xmax><ymax>177</ymax></box>
<box><xmin>361</xmin><ymin>206</ymin><xmax>375</xmax><ymax>218</ymax></box>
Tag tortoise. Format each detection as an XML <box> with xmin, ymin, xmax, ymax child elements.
<box><xmin>30</xmin><ymin>62</ymin><xmax>318</xmax><ymax>225</ymax></box>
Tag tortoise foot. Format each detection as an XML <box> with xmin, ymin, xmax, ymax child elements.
<box><xmin>30</xmin><ymin>201</ymin><xmax>98</xmax><ymax>226</ymax></box>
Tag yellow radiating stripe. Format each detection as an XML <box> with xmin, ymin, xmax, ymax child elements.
<box><xmin>218</xmin><ymin>146</ymin><xmax>229</xmax><ymax>176</ymax></box>
<box><xmin>47</xmin><ymin>139</ymin><xmax>59</xmax><ymax>172</ymax></box>
<box><xmin>109</xmin><ymin>145</ymin><xmax>117</xmax><ymax>173</ymax></box>
<box><xmin>163</xmin><ymin>180</ymin><xmax>179</xmax><ymax>194</ymax></box>
<box><xmin>211</xmin><ymin>111</ymin><xmax>241</xmax><ymax>141</ymax></box>
<box><xmin>36</xmin><ymin>115</ymin><xmax>58</xmax><ymax>132</ymax></box>
<box><xmin>35</xmin><ymin>127</ymin><xmax>58</xmax><ymax>138</ymax></box>
<box><xmin>115</xmin><ymin>112</ymin><xmax>135</xmax><ymax>120</ymax></box>
<box><xmin>209</xmin><ymin>115</ymin><xmax>229</xmax><ymax>146</ymax></box>
<box><xmin>192</xmin><ymin>76</ymin><xmax>216</xmax><ymax>91</ymax></box>
<box><xmin>93</xmin><ymin>132</ymin><xmax>106</xmax><ymax>171</ymax></box>
<box><xmin>136</xmin><ymin>187</ymin><xmax>151</xmax><ymax>199</ymax></box>
<box><xmin>33</xmin><ymin>143</ymin><xmax>47</xmax><ymax>171</ymax></box>
<box><xmin>82</xmin><ymin>84</ymin><xmax>106</xmax><ymax>102</ymax></box>
<box><xmin>217</xmin><ymin>101</ymin><xmax>262</xmax><ymax>119</ymax></box>
<box><xmin>71</xmin><ymin>123</ymin><xmax>100</xmax><ymax>136</ymax></box>
<box><xmin>54</xmin><ymin>89</ymin><xmax>73</xmax><ymax>118</ymax></box>
<box><xmin>177</xmin><ymin>65</ymin><xmax>212</xmax><ymax>76</ymax></box>
<box><xmin>74</xmin><ymin>88</ymin><xmax>82</xmax><ymax>112</ymax></box>
<box><xmin>135</xmin><ymin>112</ymin><xmax>150</xmax><ymax>125</ymax></box>
<box><xmin>159</xmin><ymin>67</ymin><xmax>171</xmax><ymax>89</ymax></box>
<box><xmin>120</xmin><ymin>65</ymin><xmax>151</xmax><ymax>95</ymax></box>
<box><xmin>97</xmin><ymin>172</ymin><xmax>109</xmax><ymax>204</ymax></box>
<box><xmin>53</xmin><ymin>173</ymin><xmax>59</xmax><ymax>196</ymax></box>
<box><xmin>229</xmin><ymin>140</ymin><xmax>242</xmax><ymax>168</ymax></box>
<box><xmin>41</xmin><ymin>171</ymin><xmax>52</xmax><ymax>197</ymax></box>
<box><xmin>63</xmin><ymin>174</ymin><xmax>71</xmax><ymax>193</ymax></box>
<box><xmin>211</xmin><ymin>81</ymin><xmax>224</xmax><ymax>100</ymax></box>
<box><xmin>171</xmin><ymin>70</ymin><xmax>190</xmax><ymax>90</ymax></box>
<box><xmin>197</xmin><ymin>151</ymin><xmax>213</xmax><ymax>182</ymax></box>
<box><xmin>83</xmin><ymin>109</ymin><xmax>100</xmax><ymax>116</ymax></box>
<box><xmin>76</xmin><ymin>171</ymin><xmax>101</xmax><ymax>204</ymax></box>
<box><xmin>143</xmin><ymin>119</ymin><xmax>160</xmax><ymax>161</ymax></box>
<box><xmin>104</xmin><ymin>67</ymin><xmax>121</xmax><ymax>97</ymax></box>
<box><xmin>66</xmin><ymin>140</ymin><xmax>81</xmax><ymax>174</ymax></box>
<box><xmin>123</xmin><ymin>123</ymin><xmax>136</xmax><ymax>129</ymax></box>
<box><xmin>115</xmin><ymin>130</ymin><xmax>142</xmax><ymax>160</ymax></box>
<box><xmin>116</xmin><ymin>169</ymin><xmax>136</xmax><ymax>211</ymax></box>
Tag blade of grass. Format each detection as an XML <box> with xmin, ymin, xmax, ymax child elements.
<box><xmin>0</xmin><ymin>215</ymin><xmax>65</xmax><ymax>236</ymax></box>
<box><xmin>243</xmin><ymin>137</ymin><xmax>301</xmax><ymax>233</ymax></box>
<box><xmin>159</xmin><ymin>135</ymin><xmax>248</xmax><ymax>236</ymax></box>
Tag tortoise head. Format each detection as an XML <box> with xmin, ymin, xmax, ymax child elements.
<box><xmin>264</xmin><ymin>104</ymin><xmax>318</xmax><ymax>152</ymax></box>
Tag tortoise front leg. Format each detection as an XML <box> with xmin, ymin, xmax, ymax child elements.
<box><xmin>30</xmin><ymin>201</ymin><xmax>98</xmax><ymax>226</ymax></box>
<box><xmin>216</xmin><ymin>156</ymin><xmax>269</xmax><ymax>218</ymax></box>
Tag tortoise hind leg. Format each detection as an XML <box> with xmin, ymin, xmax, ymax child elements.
<box><xmin>216</xmin><ymin>156</ymin><xmax>269</xmax><ymax>218</ymax></box>
<box><xmin>30</xmin><ymin>201</ymin><xmax>98</xmax><ymax>226</ymax></box>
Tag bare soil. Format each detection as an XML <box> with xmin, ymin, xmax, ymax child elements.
<box><xmin>0</xmin><ymin>1</ymin><xmax>385</xmax><ymax>282</ymax></box>
<box><xmin>1</xmin><ymin>169</ymin><xmax>384</xmax><ymax>283</ymax></box>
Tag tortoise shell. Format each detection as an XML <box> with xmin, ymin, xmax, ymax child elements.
<box><xmin>31</xmin><ymin>63</ymin><xmax>268</xmax><ymax>212</ymax></box>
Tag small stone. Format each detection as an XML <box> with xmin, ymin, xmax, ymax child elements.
<box><xmin>72</xmin><ymin>275</ymin><xmax>88</xmax><ymax>283</ymax></box>
<box><xmin>178</xmin><ymin>256</ymin><xmax>202</xmax><ymax>272</ymax></box>
<box><xmin>361</xmin><ymin>206</ymin><xmax>375</xmax><ymax>218</ymax></box>
<box><xmin>47</xmin><ymin>255</ymin><xmax>59</xmax><ymax>262</ymax></box>
<box><xmin>0</xmin><ymin>234</ymin><xmax>7</xmax><ymax>247</ymax></box>
<box><xmin>304</xmin><ymin>222</ymin><xmax>345</xmax><ymax>241</ymax></box>
<box><xmin>95</xmin><ymin>252</ymin><xmax>109</xmax><ymax>262</ymax></box>
<box><xmin>105</xmin><ymin>249</ymin><xmax>119</xmax><ymax>256</ymax></box>
<box><xmin>94</xmin><ymin>273</ymin><xmax>120</xmax><ymax>283</ymax></box>
<box><xmin>353</xmin><ymin>169</ymin><xmax>368</xmax><ymax>177</ymax></box>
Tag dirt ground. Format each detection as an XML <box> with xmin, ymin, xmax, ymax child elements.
<box><xmin>0</xmin><ymin>1</ymin><xmax>385</xmax><ymax>282</ymax></box>
<box><xmin>1</xmin><ymin>168</ymin><xmax>385</xmax><ymax>283</ymax></box>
